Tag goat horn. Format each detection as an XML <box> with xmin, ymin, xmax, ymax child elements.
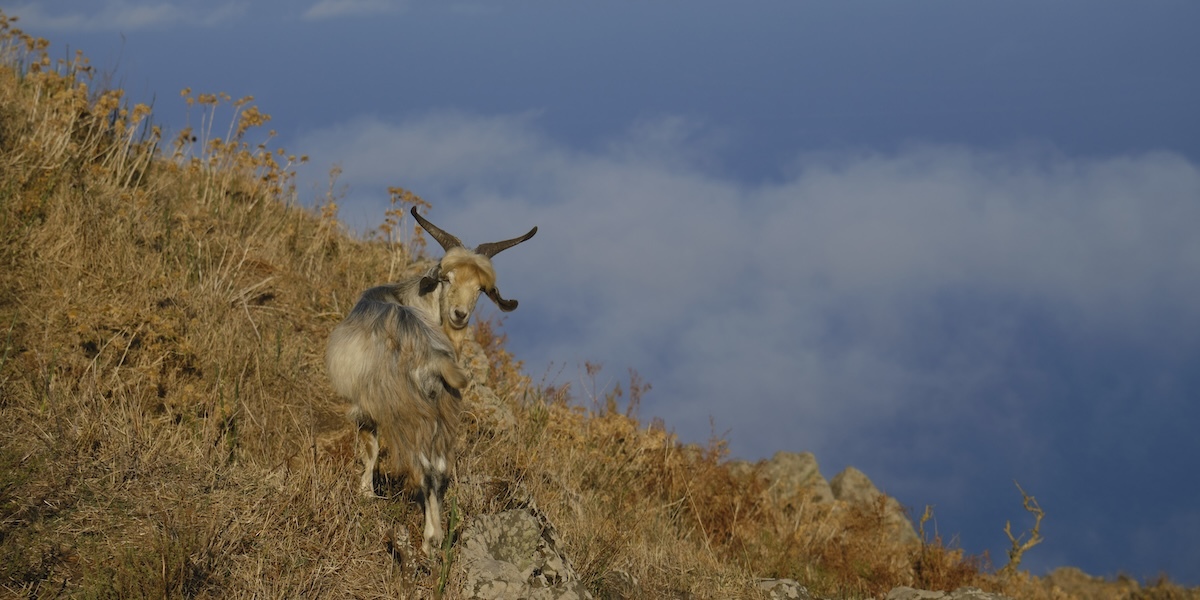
<box><xmin>474</xmin><ymin>226</ymin><xmax>538</xmax><ymax>258</ymax></box>
<box><xmin>410</xmin><ymin>207</ymin><xmax>464</xmax><ymax>251</ymax></box>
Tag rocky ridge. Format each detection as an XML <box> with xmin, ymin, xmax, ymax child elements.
<box><xmin>452</xmin><ymin>339</ymin><xmax>945</xmax><ymax>599</ymax></box>
<box><xmin>729</xmin><ymin>450</ymin><xmax>920</xmax><ymax>546</ymax></box>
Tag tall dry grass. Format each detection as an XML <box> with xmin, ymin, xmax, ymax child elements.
<box><xmin>0</xmin><ymin>12</ymin><xmax>424</xmax><ymax>597</ymax></box>
<box><xmin>2</xmin><ymin>11</ymin><xmax>1195</xmax><ymax>599</ymax></box>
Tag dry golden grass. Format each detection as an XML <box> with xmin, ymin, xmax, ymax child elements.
<box><xmin>1</xmin><ymin>11</ymin><xmax>1196</xmax><ymax>599</ymax></box>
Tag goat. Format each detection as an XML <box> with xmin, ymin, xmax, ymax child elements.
<box><xmin>326</xmin><ymin>207</ymin><xmax>536</xmax><ymax>557</ymax></box>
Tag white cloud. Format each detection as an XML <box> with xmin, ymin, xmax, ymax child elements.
<box><xmin>7</xmin><ymin>2</ymin><xmax>244</xmax><ymax>32</ymax></box>
<box><xmin>295</xmin><ymin>112</ymin><xmax>1200</xmax><ymax>464</ymax></box>
<box><xmin>302</xmin><ymin>0</ymin><xmax>405</xmax><ymax>20</ymax></box>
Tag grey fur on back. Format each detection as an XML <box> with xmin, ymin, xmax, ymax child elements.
<box><xmin>326</xmin><ymin>284</ymin><xmax>467</xmax><ymax>487</ymax></box>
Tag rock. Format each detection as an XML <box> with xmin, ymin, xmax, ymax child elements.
<box><xmin>949</xmin><ymin>587</ymin><xmax>1015</xmax><ymax>600</ymax></box>
<box><xmin>467</xmin><ymin>379</ymin><xmax>518</xmax><ymax>432</ymax></box>
<box><xmin>887</xmin><ymin>587</ymin><xmax>1013</xmax><ymax>600</ymax></box>
<box><xmin>459</xmin><ymin>337</ymin><xmax>491</xmax><ymax>382</ymax></box>
<box><xmin>746</xmin><ymin>452</ymin><xmax>919</xmax><ymax>544</ymax></box>
<box><xmin>944</xmin><ymin>588</ymin><xmax>1014</xmax><ymax>600</ymax></box>
<box><xmin>829</xmin><ymin>466</ymin><xmax>879</xmax><ymax>506</ymax></box>
<box><xmin>755</xmin><ymin>578</ymin><xmax>813</xmax><ymax>600</ymax></box>
<box><xmin>758</xmin><ymin>451</ymin><xmax>835</xmax><ymax>504</ymax></box>
<box><xmin>458</xmin><ymin>337</ymin><xmax>518</xmax><ymax>432</ymax></box>
<box><xmin>830</xmin><ymin>467</ymin><xmax>919</xmax><ymax>545</ymax></box>
<box><xmin>459</xmin><ymin>508</ymin><xmax>593</xmax><ymax>600</ymax></box>
<box><xmin>887</xmin><ymin>587</ymin><xmax>947</xmax><ymax>600</ymax></box>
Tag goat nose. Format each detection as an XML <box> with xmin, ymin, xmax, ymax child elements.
<box><xmin>454</xmin><ymin>309</ymin><xmax>468</xmax><ymax>321</ymax></box>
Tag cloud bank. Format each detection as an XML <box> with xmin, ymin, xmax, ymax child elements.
<box><xmin>8</xmin><ymin>2</ymin><xmax>243</xmax><ymax>32</ymax></box>
<box><xmin>296</xmin><ymin>113</ymin><xmax>1200</xmax><ymax>430</ymax></box>
<box><xmin>302</xmin><ymin>0</ymin><xmax>405</xmax><ymax>21</ymax></box>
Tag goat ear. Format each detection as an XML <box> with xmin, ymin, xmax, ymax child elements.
<box><xmin>419</xmin><ymin>277</ymin><xmax>440</xmax><ymax>296</ymax></box>
<box><xmin>485</xmin><ymin>287</ymin><xmax>519</xmax><ymax>312</ymax></box>
<box><xmin>419</xmin><ymin>266</ymin><xmax>441</xmax><ymax>296</ymax></box>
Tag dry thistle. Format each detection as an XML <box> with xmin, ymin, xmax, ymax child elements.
<box><xmin>999</xmin><ymin>480</ymin><xmax>1044</xmax><ymax>578</ymax></box>
<box><xmin>384</xmin><ymin>186</ymin><xmax>432</xmax><ymax>257</ymax></box>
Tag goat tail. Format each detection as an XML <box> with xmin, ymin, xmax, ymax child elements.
<box><xmin>370</xmin><ymin>357</ymin><xmax>466</xmax><ymax>492</ymax></box>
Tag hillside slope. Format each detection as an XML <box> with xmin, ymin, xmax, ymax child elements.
<box><xmin>1</xmin><ymin>14</ymin><xmax>1194</xmax><ymax>600</ymax></box>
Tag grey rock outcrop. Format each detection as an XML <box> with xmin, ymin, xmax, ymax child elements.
<box><xmin>459</xmin><ymin>508</ymin><xmax>593</xmax><ymax>600</ymax></box>
<box><xmin>886</xmin><ymin>586</ymin><xmax>1013</xmax><ymax>600</ymax></box>
<box><xmin>747</xmin><ymin>452</ymin><xmax>918</xmax><ymax>545</ymax></box>
<box><xmin>758</xmin><ymin>451</ymin><xmax>835</xmax><ymax>504</ymax></box>
<box><xmin>830</xmin><ymin>466</ymin><xmax>920</xmax><ymax>545</ymax></box>
<box><xmin>829</xmin><ymin>466</ymin><xmax>878</xmax><ymax>505</ymax></box>
<box><xmin>459</xmin><ymin>337</ymin><xmax>518</xmax><ymax>433</ymax></box>
<box><xmin>753</xmin><ymin>581</ymin><xmax>1010</xmax><ymax>600</ymax></box>
<box><xmin>755</xmin><ymin>578</ymin><xmax>814</xmax><ymax>600</ymax></box>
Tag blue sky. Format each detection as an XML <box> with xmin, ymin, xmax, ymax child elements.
<box><xmin>8</xmin><ymin>0</ymin><xmax>1200</xmax><ymax>586</ymax></box>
